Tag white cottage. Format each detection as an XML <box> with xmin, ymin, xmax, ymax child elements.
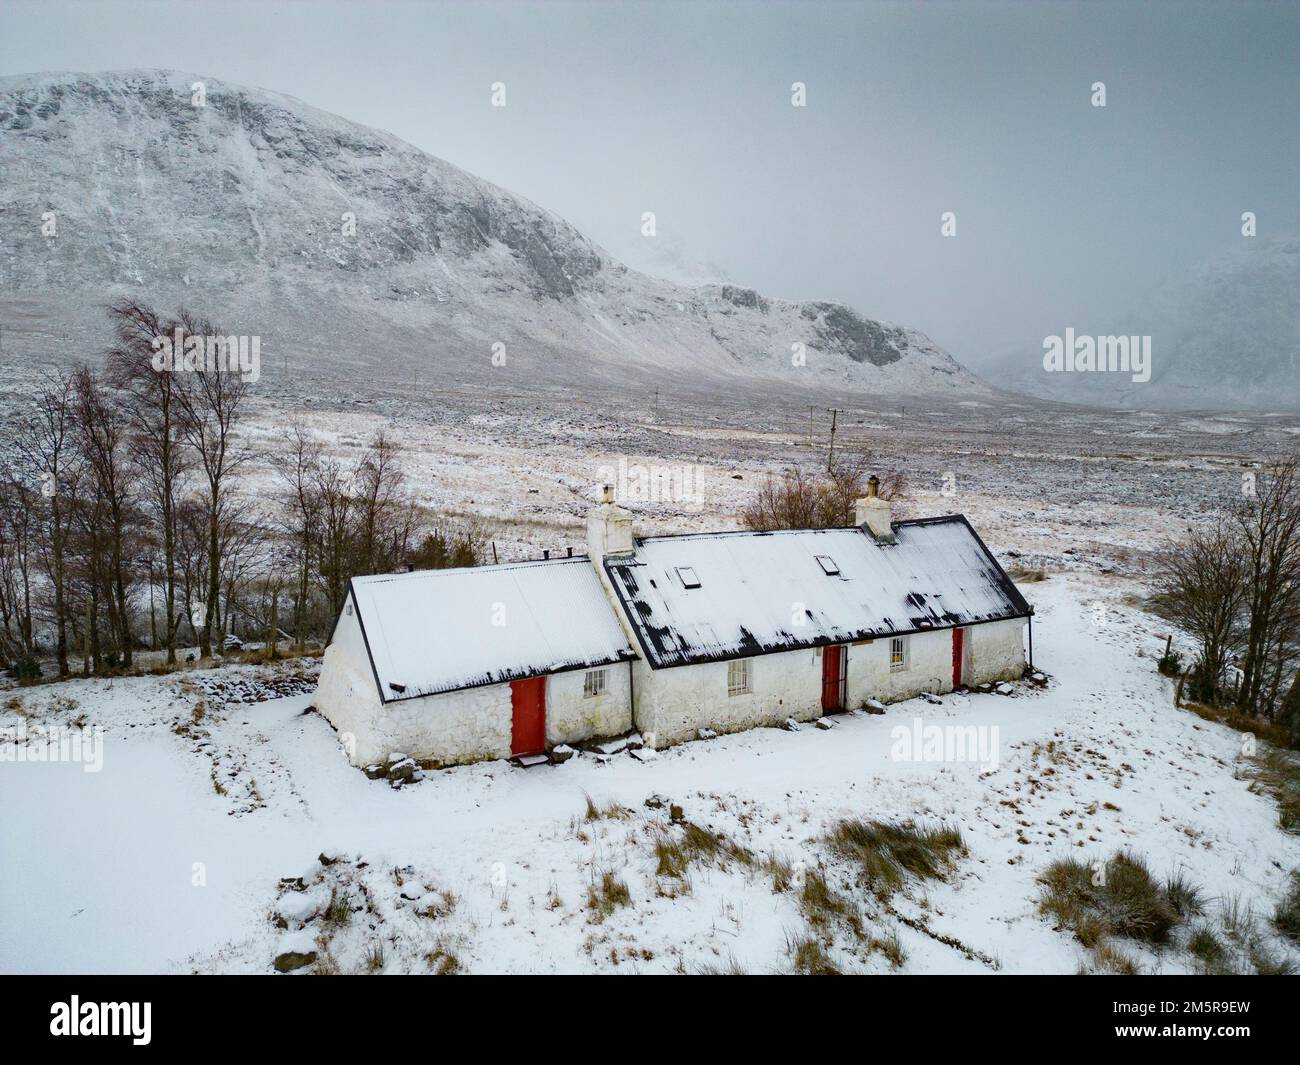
<box><xmin>316</xmin><ymin>481</ymin><xmax>1034</xmax><ymax>768</ymax></box>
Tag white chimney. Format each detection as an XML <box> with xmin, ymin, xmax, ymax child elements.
<box><xmin>586</xmin><ymin>484</ymin><xmax>634</xmax><ymax>565</ymax></box>
<box><xmin>855</xmin><ymin>475</ymin><xmax>895</xmax><ymax>543</ymax></box>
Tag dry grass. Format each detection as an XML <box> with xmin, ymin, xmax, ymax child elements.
<box><xmin>1274</xmin><ymin>871</ymin><xmax>1300</xmax><ymax>946</ymax></box>
<box><xmin>583</xmin><ymin>795</ymin><xmax>632</xmax><ymax>822</ymax></box>
<box><xmin>1239</xmin><ymin>748</ymin><xmax>1300</xmax><ymax>834</ymax></box>
<box><xmin>827</xmin><ymin>819</ymin><xmax>966</xmax><ymax>901</ymax></box>
<box><xmin>586</xmin><ymin>870</ymin><xmax>632</xmax><ymax>920</ymax></box>
<box><xmin>1038</xmin><ymin>852</ymin><xmax>1187</xmax><ymax>947</ymax></box>
<box><xmin>788</xmin><ymin>934</ymin><xmax>840</xmax><ymax>975</ymax></box>
<box><xmin>653</xmin><ymin>822</ymin><xmax>753</xmax><ymax>880</ymax></box>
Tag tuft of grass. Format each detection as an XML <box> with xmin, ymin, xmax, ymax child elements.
<box><xmin>322</xmin><ymin>888</ymin><xmax>352</xmax><ymax>928</ymax></box>
<box><xmin>1164</xmin><ymin>870</ymin><xmax>1205</xmax><ymax>919</ymax></box>
<box><xmin>586</xmin><ymin>870</ymin><xmax>632</xmax><ymax>920</ymax></box>
<box><xmin>870</xmin><ymin>929</ymin><xmax>906</xmax><ymax>968</ymax></box>
<box><xmin>1039</xmin><ymin>852</ymin><xmax>1185</xmax><ymax>947</ymax></box>
<box><xmin>424</xmin><ymin>943</ymin><xmax>461</xmax><ymax>975</ymax></box>
<box><xmin>584</xmin><ymin>795</ymin><xmax>631</xmax><ymax>821</ymax></box>
<box><xmin>695</xmin><ymin>954</ymin><xmax>747</xmax><ymax>976</ymax></box>
<box><xmin>1187</xmin><ymin>924</ymin><xmax>1229</xmax><ymax>971</ymax></box>
<box><xmin>654</xmin><ymin>822</ymin><xmax>752</xmax><ymax>879</ymax></box>
<box><xmin>1007</xmin><ymin>567</ymin><xmax>1047</xmax><ymax>583</ymax></box>
<box><xmin>799</xmin><ymin>869</ymin><xmax>861</xmax><ymax>936</ymax></box>
<box><xmin>788</xmin><ymin>934</ymin><xmax>840</xmax><ymax>975</ymax></box>
<box><xmin>827</xmin><ymin>819</ymin><xmax>965</xmax><ymax>900</ymax></box>
<box><xmin>1239</xmin><ymin>749</ymin><xmax>1300</xmax><ymax>834</ymax></box>
<box><xmin>1090</xmin><ymin>940</ymin><xmax>1140</xmax><ymax>975</ymax></box>
<box><xmin>763</xmin><ymin>853</ymin><xmax>795</xmax><ymax>894</ymax></box>
<box><xmin>1273</xmin><ymin>871</ymin><xmax>1300</xmax><ymax>946</ymax></box>
<box><xmin>365</xmin><ymin>942</ymin><xmax>385</xmax><ymax>973</ymax></box>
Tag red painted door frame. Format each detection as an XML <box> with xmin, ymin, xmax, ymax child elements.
<box><xmin>951</xmin><ymin>628</ymin><xmax>965</xmax><ymax>689</ymax></box>
<box><xmin>821</xmin><ymin>645</ymin><xmax>844</xmax><ymax>712</ymax></box>
<box><xmin>510</xmin><ymin>676</ymin><xmax>546</xmax><ymax>756</ymax></box>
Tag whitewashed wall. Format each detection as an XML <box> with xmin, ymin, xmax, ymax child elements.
<box><xmin>966</xmin><ymin>618</ymin><xmax>1028</xmax><ymax>684</ymax></box>
<box><xmin>315</xmin><ymin>598</ymin><xmax>632</xmax><ymax>766</ymax></box>
<box><xmin>635</xmin><ymin>619</ymin><xmax>1028</xmax><ymax>749</ymax></box>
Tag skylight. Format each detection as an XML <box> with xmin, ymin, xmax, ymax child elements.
<box><xmin>676</xmin><ymin>566</ymin><xmax>701</xmax><ymax>589</ymax></box>
<box><xmin>815</xmin><ymin>555</ymin><xmax>840</xmax><ymax>576</ymax></box>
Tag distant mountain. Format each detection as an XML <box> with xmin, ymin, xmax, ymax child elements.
<box><xmin>0</xmin><ymin>70</ymin><xmax>983</xmax><ymax>400</ymax></box>
<box><xmin>983</xmin><ymin>237</ymin><xmax>1299</xmax><ymax>410</ymax></box>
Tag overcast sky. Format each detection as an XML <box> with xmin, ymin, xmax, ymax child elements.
<box><xmin>2</xmin><ymin>0</ymin><xmax>1295</xmax><ymax>367</ymax></box>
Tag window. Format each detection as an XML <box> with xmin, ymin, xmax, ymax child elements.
<box><xmin>727</xmin><ymin>658</ymin><xmax>752</xmax><ymax>696</ymax></box>
<box><xmin>676</xmin><ymin>566</ymin><xmax>701</xmax><ymax>589</ymax></box>
<box><xmin>815</xmin><ymin>555</ymin><xmax>840</xmax><ymax>576</ymax></box>
<box><xmin>890</xmin><ymin>637</ymin><xmax>909</xmax><ymax>673</ymax></box>
<box><xmin>583</xmin><ymin>668</ymin><xmax>607</xmax><ymax>698</ymax></box>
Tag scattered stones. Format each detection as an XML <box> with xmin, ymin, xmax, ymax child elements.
<box><xmin>644</xmin><ymin>794</ymin><xmax>668</xmax><ymax>809</ymax></box>
<box><xmin>863</xmin><ymin>699</ymin><xmax>887</xmax><ymax>714</ymax></box>
<box><xmin>782</xmin><ymin>718</ymin><xmax>801</xmax><ymax>732</ymax></box>
<box><xmin>388</xmin><ymin>757</ymin><xmax>417</xmax><ymax>785</ymax></box>
<box><xmin>593</xmin><ymin>732</ymin><xmax>643</xmax><ymax>756</ymax></box>
<box><xmin>697</xmin><ymin>728</ymin><xmax>718</xmax><ymax>740</ymax></box>
<box><xmin>669</xmin><ymin>804</ymin><xmax>685</xmax><ymax>823</ymax></box>
<box><xmin>814</xmin><ymin>717</ymin><xmax>834</xmax><ymax>730</ymax></box>
<box><xmin>924</xmin><ymin>693</ymin><xmax>943</xmax><ymax>705</ymax></box>
<box><xmin>550</xmin><ymin>744</ymin><xmax>576</xmax><ymax>764</ymax></box>
<box><xmin>364</xmin><ymin>763</ymin><xmax>387</xmax><ymax>780</ymax></box>
<box><xmin>630</xmin><ymin>747</ymin><xmax>658</xmax><ymax>762</ymax></box>
<box><xmin>996</xmin><ymin>683</ymin><xmax>1015</xmax><ymax>696</ymax></box>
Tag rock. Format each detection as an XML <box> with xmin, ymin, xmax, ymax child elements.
<box><xmin>669</xmin><ymin>804</ymin><xmax>685</xmax><ymax>823</ymax></box>
<box><xmin>273</xmin><ymin>931</ymin><xmax>318</xmax><ymax>973</ymax></box>
<box><xmin>814</xmin><ymin>717</ymin><xmax>834</xmax><ymax>730</ymax></box>
<box><xmin>782</xmin><ymin>718</ymin><xmax>801</xmax><ymax>732</ymax></box>
<box><xmin>924</xmin><ymin>693</ymin><xmax>943</xmax><ymax>705</ymax></box>
<box><xmin>278</xmin><ymin>876</ymin><xmax>305</xmax><ymax>890</ymax></box>
<box><xmin>644</xmin><ymin>794</ymin><xmax>668</xmax><ymax>809</ymax></box>
<box><xmin>399</xmin><ymin>885</ymin><xmax>424</xmax><ymax>901</ymax></box>
<box><xmin>863</xmin><ymin>698</ymin><xmax>887</xmax><ymax>714</ymax></box>
<box><xmin>318</xmin><ymin>849</ymin><xmax>344</xmax><ymax>867</ymax></box>
<box><xmin>996</xmin><ymin>683</ymin><xmax>1014</xmax><ymax>696</ymax></box>
<box><xmin>630</xmin><ymin>747</ymin><xmax>658</xmax><ymax>762</ymax></box>
<box><xmin>364</xmin><ymin>763</ymin><xmax>387</xmax><ymax>780</ymax></box>
<box><xmin>276</xmin><ymin>885</ymin><xmax>331</xmax><ymax>929</ymax></box>
<box><xmin>388</xmin><ymin>757</ymin><xmax>417</xmax><ymax>783</ymax></box>
<box><xmin>697</xmin><ymin>728</ymin><xmax>718</xmax><ymax>740</ymax></box>
<box><xmin>550</xmin><ymin>744</ymin><xmax>576</xmax><ymax>765</ymax></box>
<box><xmin>594</xmin><ymin>733</ymin><xmax>642</xmax><ymax>756</ymax></box>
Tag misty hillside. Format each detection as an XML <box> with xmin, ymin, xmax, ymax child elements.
<box><xmin>0</xmin><ymin>70</ymin><xmax>981</xmax><ymax>401</ymax></box>
<box><xmin>984</xmin><ymin>237</ymin><xmax>1299</xmax><ymax>411</ymax></box>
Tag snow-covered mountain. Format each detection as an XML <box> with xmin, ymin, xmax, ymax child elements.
<box><xmin>983</xmin><ymin>237</ymin><xmax>1299</xmax><ymax>411</ymax></box>
<box><xmin>0</xmin><ymin>70</ymin><xmax>981</xmax><ymax>400</ymax></box>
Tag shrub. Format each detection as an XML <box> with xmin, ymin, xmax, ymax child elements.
<box><xmin>1038</xmin><ymin>852</ymin><xmax>1184</xmax><ymax>947</ymax></box>
<box><xmin>1157</xmin><ymin>649</ymin><xmax>1184</xmax><ymax>677</ymax></box>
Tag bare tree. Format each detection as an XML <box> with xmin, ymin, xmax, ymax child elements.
<box><xmin>1152</xmin><ymin>518</ymin><xmax>1248</xmax><ymax>704</ymax></box>
<box><xmin>15</xmin><ymin>371</ymin><xmax>80</xmax><ymax>675</ymax></box>
<box><xmin>170</xmin><ymin>311</ymin><xmax>253</xmax><ymax>657</ymax></box>
<box><xmin>1234</xmin><ymin>454</ymin><xmax>1300</xmax><ymax>719</ymax></box>
<box><xmin>107</xmin><ymin>299</ymin><xmax>191</xmax><ymax>665</ymax></box>
<box><xmin>74</xmin><ymin>366</ymin><xmax>138</xmax><ymax>667</ymax></box>
<box><xmin>742</xmin><ymin>456</ymin><xmax>905</xmax><ymax>531</ymax></box>
<box><xmin>273</xmin><ymin>420</ymin><xmax>323</xmax><ymax>651</ymax></box>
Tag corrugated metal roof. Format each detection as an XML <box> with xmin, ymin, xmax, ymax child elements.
<box><xmin>604</xmin><ymin>516</ymin><xmax>1031</xmax><ymax>669</ymax></box>
<box><xmin>349</xmin><ymin>557</ymin><xmax>636</xmax><ymax>700</ymax></box>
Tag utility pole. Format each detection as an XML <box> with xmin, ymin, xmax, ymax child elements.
<box><xmin>825</xmin><ymin>407</ymin><xmax>843</xmax><ymax>472</ymax></box>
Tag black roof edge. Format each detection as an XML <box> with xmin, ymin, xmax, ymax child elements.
<box><xmin>379</xmin><ymin>649</ymin><xmax>639</xmax><ymax>703</ymax></box>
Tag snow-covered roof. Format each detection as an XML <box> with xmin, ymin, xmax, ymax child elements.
<box><xmin>347</xmin><ymin>557</ymin><xmax>635</xmax><ymax>700</ymax></box>
<box><xmin>604</xmin><ymin>516</ymin><xmax>1031</xmax><ymax>669</ymax></box>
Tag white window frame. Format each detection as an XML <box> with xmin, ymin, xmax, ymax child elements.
<box><xmin>582</xmin><ymin>668</ymin><xmax>608</xmax><ymax>698</ymax></box>
<box><xmin>889</xmin><ymin>636</ymin><xmax>909</xmax><ymax>673</ymax></box>
<box><xmin>727</xmin><ymin>657</ymin><xmax>752</xmax><ymax>696</ymax></box>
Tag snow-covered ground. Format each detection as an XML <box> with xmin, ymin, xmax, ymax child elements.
<box><xmin>3</xmin><ymin>572</ymin><xmax>1296</xmax><ymax>974</ymax></box>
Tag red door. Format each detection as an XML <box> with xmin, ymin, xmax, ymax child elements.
<box><xmin>951</xmin><ymin>628</ymin><xmax>965</xmax><ymax>689</ymax></box>
<box><xmin>510</xmin><ymin>676</ymin><xmax>546</xmax><ymax>756</ymax></box>
<box><xmin>821</xmin><ymin>645</ymin><xmax>844</xmax><ymax>712</ymax></box>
